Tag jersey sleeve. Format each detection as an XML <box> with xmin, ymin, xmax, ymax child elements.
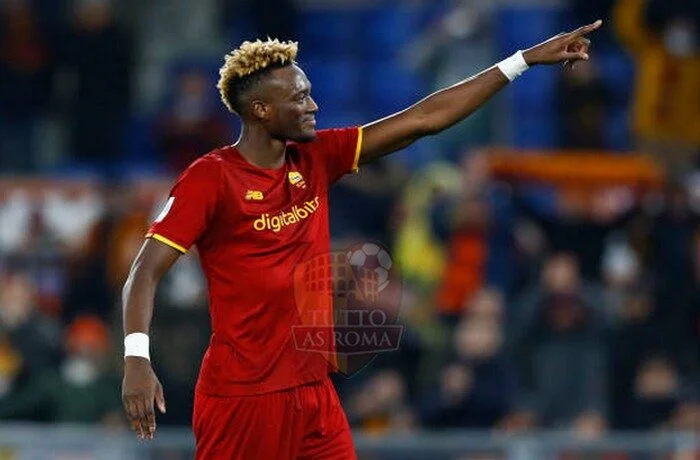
<box><xmin>146</xmin><ymin>158</ymin><xmax>221</xmax><ymax>253</ymax></box>
<box><xmin>313</xmin><ymin>127</ymin><xmax>363</xmax><ymax>184</ymax></box>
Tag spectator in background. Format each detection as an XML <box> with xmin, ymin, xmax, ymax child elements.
<box><xmin>618</xmin><ymin>354</ymin><xmax>685</xmax><ymax>429</ymax></box>
<box><xmin>329</xmin><ymin>159</ymin><xmax>406</xmax><ymax>243</ymax></box>
<box><xmin>0</xmin><ymin>272</ymin><xmax>62</xmax><ymax>387</ymax></box>
<box><xmin>41</xmin><ymin>182</ymin><xmax>111</xmax><ymax>322</ymax></box>
<box><xmin>62</xmin><ymin>0</ymin><xmax>132</xmax><ymax>167</ymax></box>
<box><xmin>154</xmin><ymin>67</ymin><xmax>231</xmax><ymax>173</ymax></box>
<box><xmin>393</xmin><ymin>162</ymin><xmax>463</xmax><ymax>289</ymax></box>
<box><xmin>346</xmin><ymin>369</ymin><xmax>414</xmax><ymax>435</ymax></box>
<box><xmin>0</xmin><ymin>336</ymin><xmax>21</xmax><ymax>400</ymax></box>
<box><xmin>607</xmin><ymin>291</ymin><xmax>664</xmax><ymax>424</ymax></box>
<box><xmin>0</xmin><ymin>315</ymin><xmax>122</xmax><ymax>424</ymax></box>
<box><xmin>433</xmin><ymin>192</ymin><xmax>490</xmax><ymax>328</ymax></box>
<box><xmin>601</xmin><ymin>230</ymin><xmax>642</xmax><ymax>321</ymax></box>
<box><xmin>614</xmin><ymin>0</ymin><xmax>700</xmax><ymax>175</ymax></box>
<box><xmin>0</xmin><ymin>186</ymin><xmax>33</xmax><ymax>254</ymax></box>
<box><xmin>418</xmin><ymin>303</ymin><xmax>516</xmax><ymax>429</ymax></box>
<box><xmin>0</xmin><ymin>0</ymin><xmax>55</xmax><ymax>172</ymax></box>
<box><xmin>150</xmin><ymin>307</ymin><xmax>210</xmax><ymax>426</ymax></box>
<box><xmin>433</xmin><ymin>153</ymin><xmax>494</xmax><ymax>329</ymax></box>
<box><xmin>556</xmin><ymin>59</ymin><xmax>610</xmax><ymax>149</ymax></box>
<box><xmin>106</xmin><ymin>182</ymin><xmax>209</xmax><ymax>310</ymax></box>
<box><xmin>403</xmin><ymin>0</ymin><xmax>495</xmax><ymax>158</ymax></box>
<box><xmin>106</xmin><ymin>184</ymin><xmax>154</xmax><ymax>291</ymax></box>
<box><xmin>514</xmin><ymin>186</ymin><xmax>636</xmax><ymax>280</ymax></box>
<box><xmin>607</xmin><ymin>230</ymin><xmax>697</xmax><ymax>429</ymax></box>
<box><xmin>650</xmin><ymin>183</ymin><xmax>699</xmax><ymax>304</ymax></box>
<box><xmin>684</xmin><ymin>231</ymin><xmax>700</xmax><ymax>369</ymax></box>
<box><xmin>645</xmin><ymin>184</ymin><xmax>700</xmax><ymax>375</ymax></box>
<box><xmin>670</xmin><ymin>388</ymin><xmax>700</xmax><ymax>434</ymax></box>
<box><xmin>505</xmin><ymin>253</ymin><xmax>609</xmax><ymax>436</ymax></box>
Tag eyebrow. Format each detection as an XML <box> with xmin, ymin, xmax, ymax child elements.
<box><xmin>292</xmin><ymin>84</ymin><xmax>312</xmax><ymax>97</ymax></box>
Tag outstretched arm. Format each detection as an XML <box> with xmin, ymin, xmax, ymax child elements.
<box><xmin>359</xmin><ymin>20</ymin><xmax>602</xmax><ymax>163</ymax></box>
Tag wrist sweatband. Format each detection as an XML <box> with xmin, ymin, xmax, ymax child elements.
<box><xmin>124</xmin><ymin>332</ymin><xmax>150</xmax><ymax>360</ymax></box>
<box><xmin>497</xmin><ymin>51</ymin><xmax>529</xmax><ymax>81</ymax></box>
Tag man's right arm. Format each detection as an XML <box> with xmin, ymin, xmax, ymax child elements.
<box><xmin>121</xmin><ymin>238</ymin><xmax>181</xmax><ymax>440</ymax></box>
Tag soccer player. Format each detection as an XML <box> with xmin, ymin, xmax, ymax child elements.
<box><xmin>121</xmin><ymin>20</ymin><xmax>602</xmax><ymax>459</ymax></box>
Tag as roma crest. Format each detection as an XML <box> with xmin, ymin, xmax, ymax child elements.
<box><xmin>288</xmin><ymin>171</ymin><xmax>306</xmax><ymax>189</ymax></box>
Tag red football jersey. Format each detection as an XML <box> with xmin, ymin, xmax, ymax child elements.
<box><xmin>146</xmin><ymin>127</ymin><xmax>363</xmax><ymax>396</ymax></box>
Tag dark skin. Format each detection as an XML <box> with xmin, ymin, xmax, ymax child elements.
<box><xmin>122</xmin><ymin>20</ymin><xmax>602</xmax><ymax>440</ymax></box>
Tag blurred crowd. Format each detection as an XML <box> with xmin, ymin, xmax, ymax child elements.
<box><xmin>339</xmin><ymin>152</ymin><xmax>700</xmax><ymax>438</ymax></box>
<box><xmin>0</xmin><ymin>0</ymin><xmax>699</xmax><ymax>442</ymax></box>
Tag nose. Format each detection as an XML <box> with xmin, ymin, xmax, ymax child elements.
<box><xmin>307</xmin><ymin>96</ymin><xmax>319</xmax><ymax>114</ymax></box>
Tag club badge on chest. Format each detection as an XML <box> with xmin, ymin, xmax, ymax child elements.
<box><xmin>288</xmin><ymin>171</ymin><xmax>306</xmax><ymax>189</ymax></box>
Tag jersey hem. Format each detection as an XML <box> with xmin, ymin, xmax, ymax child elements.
<box><xmin>194</xmin><ymin>372</ymin><xmax>330</xmax><ymax>398</ymax></box>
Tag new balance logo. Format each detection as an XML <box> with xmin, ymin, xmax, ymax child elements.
<box><xmin>245</xmin><ymin>190</ymin><xmax>264</xmax><ymax>201</ymax></box>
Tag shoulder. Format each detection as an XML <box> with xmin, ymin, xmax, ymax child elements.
<box><xmin>315</xmin><ymin>127</ymin><xmax>359</xmax><ymax>144</ymax></box>
<box><xmin>289</xmin><ymin>127</ymin><xmax>359</xmax><ymax>153</ymax></box>
<box><xmin>179</xmin><ymin>149</ymin><xmax>227</xmax><ymax>180</ymax></box>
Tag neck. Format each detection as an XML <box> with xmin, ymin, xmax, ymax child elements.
<box><xmin>234</xmin><ymin>123</ymin><xmax>286</xmax><ymax>169</ymax></box>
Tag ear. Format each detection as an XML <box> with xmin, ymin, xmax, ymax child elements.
<box><xmin>251</xmin><ymin>100</ymin><xmax>269</xmax><ymax>120</ymax></box>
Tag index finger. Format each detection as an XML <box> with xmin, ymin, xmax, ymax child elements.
<box><xmin>146</xmin><ymin>411</ymin><xmax>156</xmax><ymax>439</ymax></box>
<box><xmin>570</xmin><ymin>19</ymin><xmax>603</xmax><ymax>38</ymax></box>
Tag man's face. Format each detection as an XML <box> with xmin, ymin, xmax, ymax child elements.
<box><xmin>256</xmin><ymin>65</ymin><xmax>318</xmax><ymax>142</ymax></box>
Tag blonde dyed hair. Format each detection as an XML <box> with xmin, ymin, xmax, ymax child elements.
<box><xmin>217</xmin><ymin>39</ymin><xmax>299</xmax><ymax>113</ymax></box>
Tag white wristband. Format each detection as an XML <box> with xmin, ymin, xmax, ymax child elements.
<box><xmin>496</xmin><ymin>50</ymin><xmax>529</xmax><ymax>82</ymax></box>
<box><xmin>124</xmin><ymin>332</ymin><xmax>150</xmax><ymax>360</ymax></box>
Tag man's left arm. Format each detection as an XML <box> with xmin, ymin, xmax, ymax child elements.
<box><xmin>359</xmin><ymin>20</ymin><xmax>602</xmax><ymax>163</ymax></box>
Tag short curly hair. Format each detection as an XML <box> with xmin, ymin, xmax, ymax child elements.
<box><xmin>217</xmin><ymin>39</ymin><xmax>299</xmax><ymax>115</ymax></box>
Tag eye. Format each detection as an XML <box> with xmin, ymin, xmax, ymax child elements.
<box><xmin>296</xmin><ymin>90</ymin><xmax>312</xmax><ymax>102</ymax></box>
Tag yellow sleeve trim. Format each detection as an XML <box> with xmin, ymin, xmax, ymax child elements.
<box><xmin>146</xmin><ymin>233</ymin><xmax>187</xmax><ymax>254</ymax></box>
<box><xmin>351</xmin><ymin>126</ymin><xmax>364</xmax><ymax>173</ymax></box>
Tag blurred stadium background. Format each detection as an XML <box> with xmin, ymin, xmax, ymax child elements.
<box><xmin>0</xmin><ymin>0</ymin><xmax>699</xmax><ymax>458</ymax></box>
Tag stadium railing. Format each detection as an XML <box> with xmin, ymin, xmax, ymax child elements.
<box><xmin>0</xmin><ymin>424</ymin><xmax>696</xmax><ymax>460</ymax></box>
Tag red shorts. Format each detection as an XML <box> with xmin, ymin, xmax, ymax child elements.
<box><xmin>192</xmin><ymin>377</ymin><xmax>356</xmax><ymax>460</ymax></box>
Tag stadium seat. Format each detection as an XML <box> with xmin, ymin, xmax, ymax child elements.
<box><xmin>496</xmin><ymin>6</ymin><xmax>565</xmax><ymax>54</ymax></box>
<box><xmin>316</xmin><ymin>110</ymin><xmax>366</xmax><ymax>131</ymax></box>
<box><xmin>360</xmin><ymin>5</ymin><xmax>426</xmax><ymax>59</ymax></box>
<box><xmin>123</xmin><ymin>116</ymin><xmax>158</xmax><ymax>163</ymax></box>
<box><xmin>512</xmin><ymin>113</ymin><xmax>559</xmax><ymax>149</ymax></box>
<box><xmin>366</xmin><ymin>61</ymin><xmax>424</xmax><ymax>115</ymax></box>
<box><xmin>605</xmin><ymin>107</ymin><xmax>632</xmax><ymax>151</ymax></box>
<box><xmin>299</xmin><ymin>9</ymin><xmax>362</xmax><ymax>57</ymax></box>
<box><xmin>301</xmin><ymin>59</ymin><xmax>361</xmax><ymax>112</ymax></box>
<box><xmin>596</xmin><ymin>50</ymin><xmax>635</xmax><ymax>105</ymax></box>
<box><xmin>511</xmin><ymin>66</ymin><xmax>558</xmax><ymax>113</ymax></box>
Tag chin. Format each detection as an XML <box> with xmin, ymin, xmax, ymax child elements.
<box><xmin>294</xmin><ymin>130</ymin><xmax>317</xmax><ymax>143</ymax></box>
